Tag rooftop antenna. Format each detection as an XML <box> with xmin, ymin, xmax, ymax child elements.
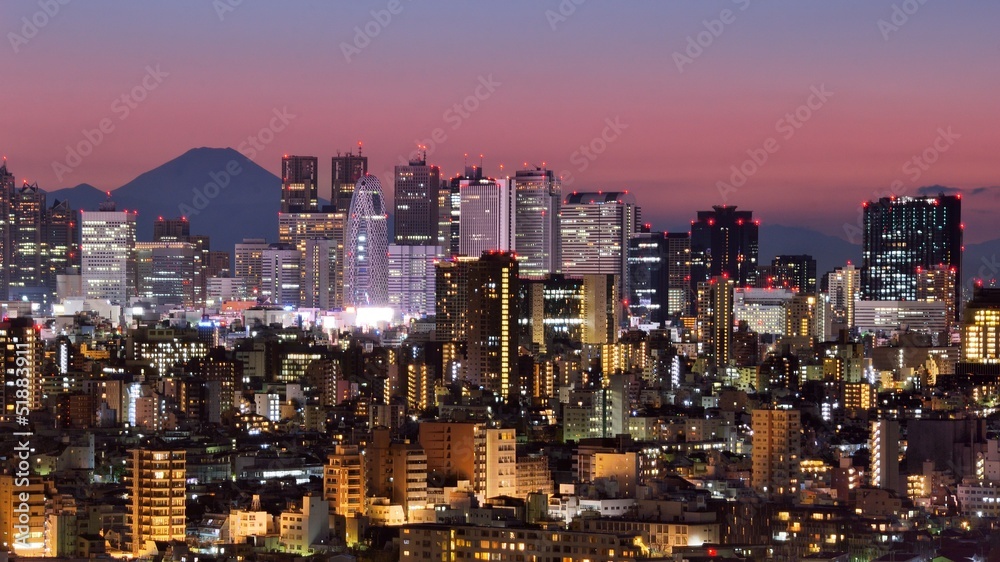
<box><xmin>357</xmin><ymin>141</ymin><xmax>363</xmax><ymax>157</ymax></box>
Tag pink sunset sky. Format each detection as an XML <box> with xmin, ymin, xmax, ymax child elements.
<box><xmin>2</xmin><ymin>0</ymin><xmax>998</xmax><ymax>242</ymax></box>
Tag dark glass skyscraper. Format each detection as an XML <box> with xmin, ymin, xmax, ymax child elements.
<box><xmin>690</xmin><ymin>205</ymin><xmax>759</xmax><ymax>295</ymax></box>
<box><xmin>770</xmin><ymin>254</ymin><xmax>817</xmax><ymax>294</ymax></box>
<box><xmin>628</xmin><ymin>232</ymin><xmax>669</xmax><ymax>327</ymax></box>
<box><xmin>393</xmin><ymin>156</ymin><xmax>441</xmax><ymax>246</ymax></box>
<box><xmin>280</xmin><ymin>155</ymin><xmax>319</xmax><ymax>213</ymax></box>
<box><xmin>862</xmin><ymin>194</ymin><xmax>962</xmax><ymax>318</ymax></box>
<box><xmin>0</xmin><ymin>159</ymin><xmax>15</xmax><ymax>298</ymax></box>
<box><xmin>10</xmin><ymin>181</ymin><xmax>46</xmax><ymax>291</ymax></box>
<box><xmin>332</xmin><ymin>150</ymin><xmax>368</xmax><ymax>213</ymax></box>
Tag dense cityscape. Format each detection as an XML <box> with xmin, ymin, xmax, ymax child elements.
<box><xmin>0</xmin><ymin>146</ymin><xmax>996</xmax><ymax>562</ymax></box>
<box><xmin>4</xmin><ymin>2</ymin><xmax>1000</xmax><ymax>562</ymax></box>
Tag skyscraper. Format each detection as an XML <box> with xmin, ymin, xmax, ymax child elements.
<box><xmin>769</xmin><ymin>254</ymin><xmax>817</xmax><ymax>294</ymax></box>
<box><xmin>870</xmin><ymin>419</ymin><xmax>902</xmax><ymax>494</ymax></box>
<box><xmin>561</xmin><ymin>191</ymin><xmax>638</xmax><ymax>306</ymax></box>
<box><xmin>690</xmin><ymin>205</ymin><xmax>759</xmax><ymax>292</ymax></box>
<box><xmin>916</xmin><ymin>264</ymin><xmax>958</xmax><ymax>332</ymax></box>
<box><xmin>959</xmin><ymin>287</ymin><xmax>1000</xmax><ymax>378</ymax></box>
<box><xmin>861</xmin><ymin>194</ymin><xmax>962</xmax><ymax>319</ymax></box>
<box><xmin>666</xmin><ymin>232</ymin><xmax>692</xmax><ymax>316</ymax></box>
<box><xmin>345</xmin><ymin>174</ymin><xmax>389</xmax><ymax>307</ymax></box>
<box><xmin>261</xmin><ymin>243</ymin><xmax>301</xmax><ymax>307</ymax></box>
<box><xmin>234</xmin><ymin>238</ymin><xmax>269</xmax><ymax>299</ymax></box>
<box><xmin>394</xmin><ymin>156</ymin><xmax>441</xmax><ymax>246</ymax></box>
<box><xmin>697</xmin><ymin>276</ymin><xmax>734</xmax><ymax>370</ymax></box>
<box><xmin>80</xmin><ymin>201</ymin><xmax>137</xmax><ymax>306</ymax></box>
<box><xmin>0</xmin><ymin>159</ymin><xmax>15</xmax><ymax>299</ymax></box>
<box><xmin>388</xmin><ymin>244</ymin><xmax>440</xmax><ymax>316</ymax></box>
<box><xmin>43</xmin><ymin>199</ymin><xmax>78</xmax><ymax>293</ymax></box>
<box><xmin>152</xmin><ymin>216</ymin><xmax>190</xmax><ymax>242</ymax></box>
<box><xmin>280</xmin><ymin>155</ymin><xmax>319</xmax><ymax>213</ymax></box>
<box><xmin>628</xmin><ymin>232</ymin><xmax>669</xmax><ymax>326</ymax></box>
<box><xmin>279</xmin><ymin>211</ymin><xmax>347</xmax><ymax>307</ymax></box>
<box><xmin>332</xmin><ymin>149</ymin><xmax>368</xmax><ymax>213</ymax></box>
<box><xmin>513</xmin><ymin>167</ymin><xmax>561</xmax><ymax>278</ymax></box>
<box><xmin>827</xmin><ymin>263</ymin><xmax>860</xmax><ymax>330</ymax></box>
<box><xmin>458</xmin><ymin>173</ymin><xmax>514</xmax><ymax>258</ymax></box>
<box><xmin>9</xmin><ymin>181</ymin><xmax>46</xmax><ymax>293</ymax></box>
<box><xmin>135</xmin><ymin>242</ymin><xmax>197</xmax><ymax>307</ymax></box>
<box><xmin>465</xmin><ymin>252</ymin><xmax>519</xmax><ymax>400</ymax></box>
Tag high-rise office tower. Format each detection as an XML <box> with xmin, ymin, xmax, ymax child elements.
<box><xmin>561</xmin><ymin>191</ymin><xmax>639</xmax><ymax>303</ymax></box>
<box><xmin>628</xmin><ymin>232</ymin><xmax>669</xmax><ymax>326</ymax></box>
<box><xmin>345</xmin><ymin>174</ymin><xmax>389</xmax><ymax>307</ymax></box>
<box><xmin>135</xmin><ymin>242</ymin><xmax>197</xmax><ymax>307</ymax></box>
<box><xmin>751</xmin><ymin>408</ymin><xmax>801</xmax><ymax>498</ymax></box>
<box><xmin>437</xmin><ymin>180</ymin><xmax>454</xmax><ymax>253</ymax></box>
<box><xmin>827</xmin><ymin>263</ymin><xmax>860</xmax><ymax>329</ymax></box>
<box><xmin>434</xmin><ymin>257</ymin><xmax>475</xmax><ymax>342</ymax></box>
<box><xmin>862</xmin><ymin>194</ymin><xmax>962</xmax><ymax>319</ymax></box>
<box><xmin>280</xmin><ymin>155</ymin><xmax>319</xmax><ymax>213</ymax></box>
<box><xmin>261</xmin><ymin>243</ymin><xmax>301</xmax><ymax>307</ymax></box>
<box><xmin>394</xmin><ymin>156</ymin><xmax>441</xmax><ymax>246</ymax></box>
<box><xmin>666</xmin><ymin>232</ymin><xmax>692</xmax><ymax>316</ymax></box>
<box><xmin>513</xmin><ymin>167</ymin><xmax>561</xmax><ymax>278</ymax></box>
<box><xmin>332</xmin><ymin>149</ymin><xmax>368</xmax><ymax>212</ymax></box>
<box><xmin>785</xmin><ymin>293</ymin><xmax>818</xmax><ymax>339</ymax></box>
<box><xmin>446</xmin><ymin>167</ymin><xmax>485</xmax><ymax>257</ymax></box>
<box><xmin>458</xmin><ymin>173</ymin><xmax>514</xmax><ymax>258</ymax></box>
<box><xmin>388</xmin><ymin>244</ymin><xmax>440</xmax><ymax>316</ymax></box>
<box><xmin>690</xmin><ymin>205</ymin><xmax>759</xmax><ymax>293</ymax></box>
<box><xmin>302</xmin><ymin>238</ymin><xmax>343</xmax><ymax>309</ymax></box>
<box><xmin>0</xmin><ymin>159</ymin><xmax>15</xmax><ymax>299</ymax></box>
<box><xmin>465</xmin><ymin>252</ymin><xmax>519</xmax><ymax>400</ymax></box>
<box><xmin>770</xmin><ymin>254</ymin><xmax>817</xmax><ymax>294</ymax></box>
<box><xmin>234</xmin><ymin>238</ymin><xmax>269</xmax><ymax>298</ymax></box>
<box><xmin>127</xmin><ymin>448</ymin><xmax>186</xmax><ymax>555</ymax></box>
<box><xmin>152</xmin><ymin>216</ymin><xmax>190</xmax><ymax>242</ymax></box>
<box><xmin>43</xmin><ymin>199</ymin><xmax>78</xmax><ymax>292</ymax></box>
<box><xmin>521</xmin><ymin>274</ymin><xmax>618</xmax><ymax>354</ymax></box>
<box><xmin>870</xmin><ymin>419</ymin><xmax>902</xmax><ymax>494</ymax></box>
<box><xmin>697</xmin><ymin>276</ymin><xmax>735</xmax><ymax>370</ymax></box>
<box><xmin>915</xmin><ymin>264</ymin><xmax>958</xmax><ymax>332</ymax></box>
<box><xmin>9</xmin><ymin>181</ymin><xmax>46</xmax><ymax>293</ymax></box>
<box><xmin>279</xmin><ymin>211</ymin><xmax>347</xmax><ymax>307</ymax></box>
<box><xmin>80</xmin><ymin>201</ymin><xmax>137</xmax><ymax>306</ymax></box>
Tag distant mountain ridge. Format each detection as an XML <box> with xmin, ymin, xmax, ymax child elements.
<box><xmin>46</xmin><ymin>147</ymin><xmax>280</xmax><ymax>257</ymax></box>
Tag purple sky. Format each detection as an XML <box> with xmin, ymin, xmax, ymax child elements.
<box><xmin>3</xmin><ymin>0</ymin><xmax>999</xmax><ymax>242</ymax></box>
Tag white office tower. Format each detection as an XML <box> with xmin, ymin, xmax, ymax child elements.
<box><xmin>388</xmin><ymin>244</ymin><xmax>440</xmax><ymax>316</ymax></box>
<box><xmin>513</xmin><ymin>167</ymin><xmax>561</xmax><ymax>278</ymax></box>
<box><xmin>80</xmin><ymin>202</ymin><xmax>137</xmax><ymax>306</ymax></box>
<box><xmin>458</xmin><ymin>175</ymin><xmax>514</xmax><ymax>258</ymax></box>
<box><xmin>345</xmin><ymin>175</ymin><xmax>389</xmax><ymax>307</ymax></box>
<box><xmin>560</xmin><ymin>191</ymin><xmax>638</xmax><ymax>298</ymax></box>
<box><xmin>261</xmin><ymin>244</ymin><xmax>301</xmax><ymax>308</ymax></box>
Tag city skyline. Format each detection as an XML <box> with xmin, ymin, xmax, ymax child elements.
<box><xmin>2</xmin><ymin>1</ymin><xmax>998</xmax><ymax>243</ymax></box>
